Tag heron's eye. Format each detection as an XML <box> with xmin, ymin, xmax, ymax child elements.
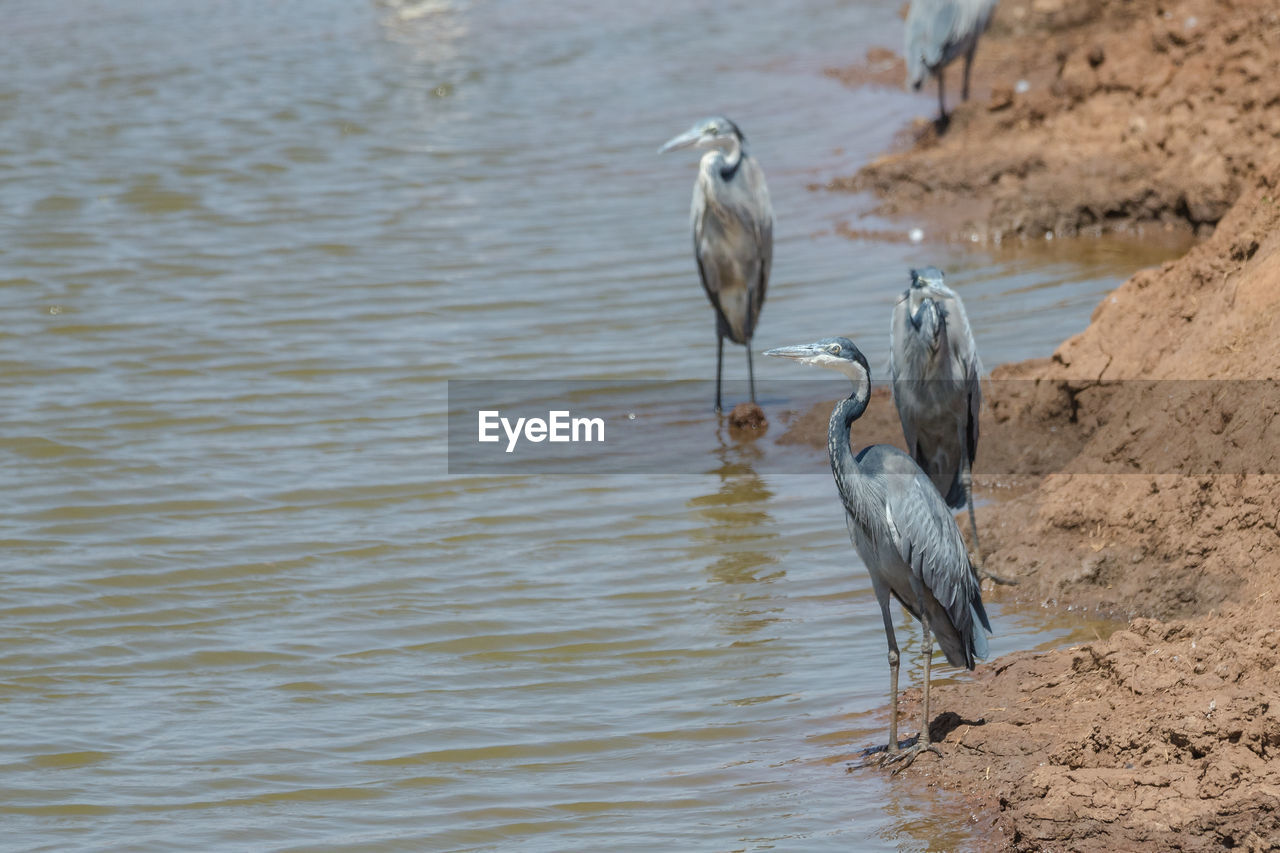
<box><xmin>827</xmin><ymin>344</ymin><xmax>841</xmax><ymax>355</ymax></box>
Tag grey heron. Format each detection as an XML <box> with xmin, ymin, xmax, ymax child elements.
<box><xmin>904</xmin><ymin>0</ymin><xmax>999</xmax><ymax>123</ymax></box>
<box><xmin>766</xmin><ymin>336</ymin><xmax>991</xmax><ymax>769</ymax></box>
<box><xmin>889</xmin><ymin>267</ymin><xmax>989</xmax><ymax>571</ymax></box>
<box><xmin>660</xmin><ymin>117</ymin><xmax>773</xmax><ymax>413</ymax></box>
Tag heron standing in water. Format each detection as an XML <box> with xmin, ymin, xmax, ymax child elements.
<box><xmin>660</xmin><ymin>117</ymin><xmax>773</xmax><ymax>413</ymax></box>
<box><xmin>766</xmin><ymin>336</ymin><xmax>992</xmax><ymax>769</ymax></box>
<box><xmin>904</xmin><ymin>0</ymin><xmax>999</xmax><ymax>124</ymax></box>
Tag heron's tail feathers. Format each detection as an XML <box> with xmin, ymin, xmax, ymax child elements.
<box><xmin>943</xmin><ymin>472</ymin><xmax>966</xmax><ymax>509</ymax></box>
<box><xmin>969</xmin><ymin>593</ymin><xmax>991</xmax><ymax>662</ymax></box>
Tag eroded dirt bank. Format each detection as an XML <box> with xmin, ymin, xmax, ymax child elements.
<box><xmin>921</xmin><ymin>158</ymin><xmax>1280</xmax><ymax>853</ymax></box>
<box><xmin>828</xmin><ymin>0</ymin><xmax>1280</xmax><ymax>241</ymax></box>
<box><xmin>796</xmin><ymin>2</ymin><xmax>1280</xmax><ymax>847</ymax></box>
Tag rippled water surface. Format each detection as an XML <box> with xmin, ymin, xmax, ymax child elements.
<box><xmin>4</xmin><ymin>1</ymin><xmax>1176</xmax><ymax>850</ymax></box>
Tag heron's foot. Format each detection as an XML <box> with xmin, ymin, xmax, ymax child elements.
<box><xmin>933</xmin><ymin>113</ymin><xmax>951</xmax><ymax>135</ymax></box>
<box><xmin>846</xmin><ymin>736</ymin><xmax>920</xmax><ymax>771</ymax></box>
<box><xmin>857</xmin><ymin>735</ymin><xmax>919</xmax><ymax>758</ymax></box>
<box><xmin>880</xmin><ymin>740</ymin><xmax>943</xmax><ymax>775</ymax></box>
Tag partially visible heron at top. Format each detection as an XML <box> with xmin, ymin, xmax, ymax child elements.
<box><xmin>766</xmin><ymin>336</ymin><xmax>991</xmax><ymax>770</ymax></box>
<box><xmin>904</xmin><ymin>0</ymin><xmax>1000</xmax><ymax>125</ymax></box>
<box><xmin>890</xmin><ymin>268</ymin><xmax>984</xmax><ymax>559</ymax></box>
<box><xmin>660</xmin><ymin>117</ymin><xmax>773</xmax><ymax>413</ymax></box>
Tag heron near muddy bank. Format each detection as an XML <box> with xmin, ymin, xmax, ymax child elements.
<box><xmin>904</xmin><ymin>0</ymin><xmax>1000</xmax><ymax>125</ymax></box>
<box><xmin>660</xmin><ymin>117</ymin><xmax>773</xmax><ymax>413</ymax></box>
<box><xmin>766</xmin><ymin>336</ymin><xmax>992</xmax><ymax>769</ymax></box>
<box><xmin>890</xmin><ymin>268</ymin><xmax>1016</xmax><ymax>586</ymax></box>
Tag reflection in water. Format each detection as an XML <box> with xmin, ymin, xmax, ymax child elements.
<box><xmin>3</xmin><ymin>0</ymin><xmax>1148</xmax><ymax>849</ymax></box>
<box><xmin>689</xmin><ymin>431</ymin><xmax>780</xmax><ymax>585</ymax></box>
<box><xmin>687</xmin><ymin>431</ymin><xmax>786</xmax><ymax>638</ymax></box>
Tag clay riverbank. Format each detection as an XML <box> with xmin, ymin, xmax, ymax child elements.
<box><xmin>798</xmin><ymin>1</ymin><xmax>1280</xmax><ymax>847</ymax></box>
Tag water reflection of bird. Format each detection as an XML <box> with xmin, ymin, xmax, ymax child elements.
<box><xmin>904</xmin><ymin>0</ymin><xmax>999</xmax><ymax>124</ymax></box>
<box><xmin>660</xmin><ymin>117</ymin><xmax>773</xmax><ymax>413</ymax></box>
<box><xmin>766</xmin><ymin>336</ymin><xmax>991</xmax><ymax>770</ymax></box>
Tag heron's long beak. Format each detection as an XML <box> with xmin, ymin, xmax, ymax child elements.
<box><xmin>764</xmin><ymin>342</ymin><xmax>828</xmax><ymax>366</ymax></box>
<box><xmin>658</xmin><ymin>127</ymin><xmax>701</xmax><ymax>154</ymax></box>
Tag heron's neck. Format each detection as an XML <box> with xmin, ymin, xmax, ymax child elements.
<box><xmin>827</xmin><ymin>380</ymin><xmax>871</xmax><ymax>514</ymax></box>
<box><xmin>908</xmin><ymin>300</ymin><xmax>947</xmax><ymax>363</ymax></box>
<box><xmin>719</xmin><ymin>141</ymin><xmax>743</xmax><ymax>180</ymax></box>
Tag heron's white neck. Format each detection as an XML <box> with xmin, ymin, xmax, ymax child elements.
<box><xmin>701</xmin><ymin>138</ymin><xmax>743</xmax><ymax>180</ymax></box>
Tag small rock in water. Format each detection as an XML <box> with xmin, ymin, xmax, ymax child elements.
<box><xmin>728</xmin><ymin>402</ymin><xmax>767</xmax><ymax>435</ymax></box>
<box><xmin>909</xmin><ymin>227</ymin><xmax>924</xmax><ymax>243</ymax></box>
<box><xmin>1015</xmin><ymin>79</ymin><xmax>1031</xmax><ymax>94</ymax></box>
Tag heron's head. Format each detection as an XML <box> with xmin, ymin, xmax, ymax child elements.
<box><xmin>658</xmin><ymin>116</ymin><xmax>745</xmax><ymax>156</ymax></box>
<box><xmin>909</xmin><ymin>266</ymin><xmax>946</xmax><ymax>293</ymax></box>
<box><xmin>764</xmin><ymin>337</ymin><xmax>870</xmax><ymax>386</ymax></box>
<box><xmin>906</xmin><ymin>267</ymin><xmax>947</xmax><ymax>348</ymax></box>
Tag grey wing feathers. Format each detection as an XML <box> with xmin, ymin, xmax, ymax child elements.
<box><xmin>965</xmin><ymin>346</ymin><xmax>981</xmax><ymax>463</ymax></box>
<box><xmin>879</xmin><ymin>452</ymin><xmax>991</xmax><ymax>665</ymax></box>
<box><xmin>939</xmin><ymin>287</ymin><xmax>982</xmax><ymax>465</ymax></box>
<box><xmin>692</xmin><ymin>157</ymin><xmax>773</xmax><ymax>344</ymax></box>
<box><xmin>887</xmin><ymin>298</ymin><xmax>918</xmax><ymax>459</ymax></box>
<box><xmin>904</xmin><ymin>0</ymin><xmax>998</xmax><ymax>86</ymax></box>
<box><xmin>755</xmin><ymin>200</ymin><xmax>772</xmax><ymax>331</ymax></box>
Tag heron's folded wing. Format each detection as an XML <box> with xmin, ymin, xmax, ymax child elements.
<box><xmin>939</xmin><ymin>288</ymin><xmax>983</xmax><ymax>464</ymax></box>
<box><xmin>881</xmin><ymin>457</ymin><xmax>979</xmax><ymax>624</ymax></box>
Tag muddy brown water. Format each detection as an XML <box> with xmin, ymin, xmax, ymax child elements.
<box><xmin>2</xmin><ymin>1</ymin><xmax>1183</xmax><ymax>850</ymax></box>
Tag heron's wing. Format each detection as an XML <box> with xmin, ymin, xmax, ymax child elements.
<box><xmin>747</xmin><ymin>158</ymin><xmax>773</xmax><ymax>333</ymax></box>
<box><xmin>905</xmin><ymin>0</ymin><xmax>994</xmax><ymax>80</ymax></box>
<box><xmin>694</xmin><ymin>159</ymin><xmax>773</xmax><ymax>341</ymax></box>
<box><xmin>937</xmin><ymin>286</ymin><xmax>982</xmax><ymax>465</ymax></box>
<box><xmin>965</xmin><ymin>345</ymin><xmax>981</xmax><ymax>464</ymax></box>
<box><xmin>904</xmin><ymin>0</ymin><xmax>959</xmax><ymax>73</ymax></box>
<box><xmin>754</xmin><ymin>200</ymin><xmax>772</xmax><ymax>334</ymax></box>
<box><xmin>691</xmin><ymin>184</ymin><xmax>730</xmax><ymax>325</ymax></box>
<box><xmin>878</xmin><ymin>451</ymin><xmax>980</xmax><ymax>628</ymax></box>
<box><xmin>903</xmin><ymin>1</ymin><xmax>935</xmax><ymax>86</ymax></box>
<box><xmin>888</xmin><ymin>297</ymin><xmax>920</xmax><ymax>459</ymax></box>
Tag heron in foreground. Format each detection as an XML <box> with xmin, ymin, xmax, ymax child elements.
<box><xmin>766</xmin><ymin>336</ymin><xmax>991</xmax><ymax>770</ymax></box>
<box><xmin>890</xmin><ymin>267</ymin><xmax>1004</xmax><ymax>584</ymax></box>
<box><xmin>904</xmin><ymin>0</ymin><xmax>999</xmax><ymax>124</ymax></box>
<box><xmin>660</xmin><ymin>117</ymin><xmax>773</xmax><ymax>413</ymax></box>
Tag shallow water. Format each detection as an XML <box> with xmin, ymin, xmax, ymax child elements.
<box><xmin>3</xmin><ymin>1</ymin><xmax>1176</xmax><ymax>850</ymax></box>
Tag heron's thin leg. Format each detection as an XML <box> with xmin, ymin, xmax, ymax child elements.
<box><xmin>964</xmin><ymin>460</ymin><xmax>982</xmax><ymax>565</ymax></box>
<box><xmin>746</xmin><ymin>341</ymin><xmax>756</xmax><ymax>404</ymax></box>
<box><xmin>889</xmin><ymin>646</ymin><xmax>900</xmax><ymax>752</ymax></box>
<box><xmin>936</xmin><ymin>67</ymin><xmax>947</xmax><ymax>121</ymax></box>
<box><xmin>887</xmin><ymin>613</ymin><xmax>944</xmax><ymax>774</ymax></box>
<box><xmin>877</xmin><ymin>595</ymin><xmax>901</xmax><ymax>755</ymax></box>
<box><xmin>919</xmin><ymin>617</ymin><xmax>935</xmax><ymax>750</ymax></box>
<box><xmin>964</xmin><ymin>458</ymin><xmax>1019</xmax><ymax>586</ymax></box>
<box><xmin>962</xmin><ymin>46</ymin><xmax>976</xmax><ymax>101</ymax></box>
<box><xmin>715</xmin><ymin>334</ymin><xmax>724</xmax><ymax>413</ymax></box>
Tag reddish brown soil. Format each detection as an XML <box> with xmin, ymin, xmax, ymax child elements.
<box><xmin>794</xmin><ymin>1</ymin><xmax>1280</xmax><ymax>846</ymax></box>
<box><xmin>827</xmin><ymin>0</ymin><xmax>1280</xmax><ymax>241</ymax></box>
